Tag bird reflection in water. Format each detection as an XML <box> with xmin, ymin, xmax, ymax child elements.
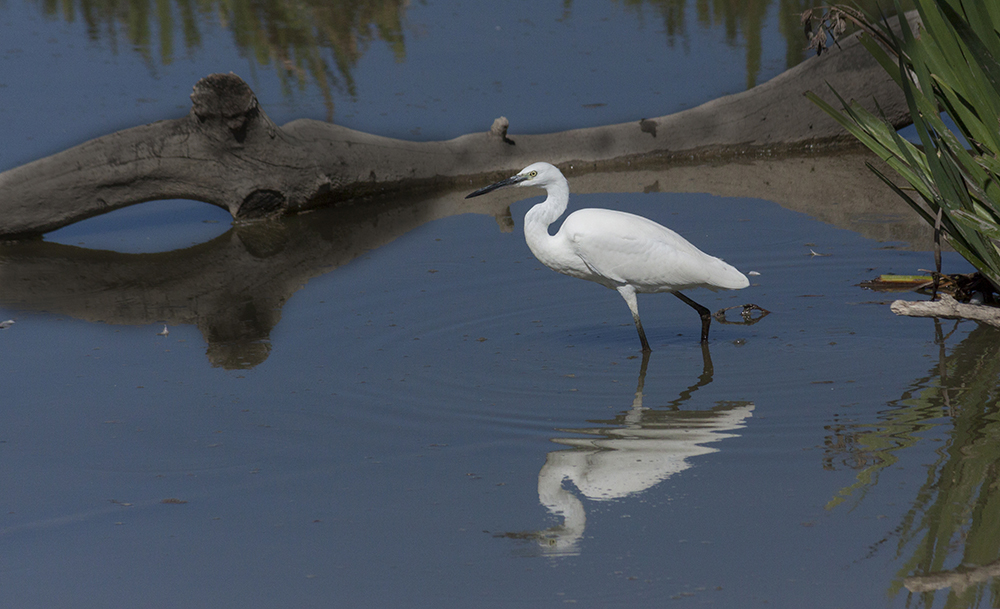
<box><xmin>498</xmin><ymin>346</ymin><xmax>753</xmax><ymax>556</ymax></box>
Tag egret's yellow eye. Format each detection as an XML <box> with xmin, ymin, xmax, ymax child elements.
<box><xmin>528</xmin><ymin>170</ymin><xmax>538</xmax><ymax>178</ymax></box>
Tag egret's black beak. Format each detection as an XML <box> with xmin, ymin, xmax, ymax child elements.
<box><xmin>465</xmin><ymin>173</ymin><xmax>528</xmax><ymax>198</ymax></box>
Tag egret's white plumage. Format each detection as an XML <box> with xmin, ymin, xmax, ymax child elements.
<box><xmin>467</xmin><ymin>162</ymin><xmax>749</xmax><ymax>350</ymax></box>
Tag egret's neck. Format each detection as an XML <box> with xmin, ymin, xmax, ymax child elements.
<box><xmin>523</xmin><ymin>179</ymin><xmax>570</xmax><ymax>254</ymax></box>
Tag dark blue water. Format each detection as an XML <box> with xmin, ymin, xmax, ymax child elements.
<box><xmin>1</xmin><ymin>1</ymin><xmax>992</xmax><ymax>608</ymax></box>
<box><xmin>1</xmin><ymin>186</ymin><xmax>982</xmax><ymax>608</ymax></box>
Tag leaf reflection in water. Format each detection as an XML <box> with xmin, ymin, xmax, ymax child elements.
<box><xmin>498</xmin><ymin>348</ymin><xmax>754</xmax><ymax>556</ymax></box>
<box><xmin>823</xmin><ymin>320</ymin><xmax>1000</xmax><ymax>606</ymax></box>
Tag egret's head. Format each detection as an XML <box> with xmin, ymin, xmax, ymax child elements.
<box><xmin>465</xmin><ymin>162</ymin><xmax>561</xmax><ymax>198</ymax></box>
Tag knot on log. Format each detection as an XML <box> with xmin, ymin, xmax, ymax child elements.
<box><xmin>490</xmin><ymin>116</ymin><xmax>515</xmax><ymax>145</ymax></box>
<box><xmin>190</xmin><ymin>73</ymin><xmax>263</xmax><ymax>142</ymax></box>
<box><xmin>238</xmin><ymin>189</ymin><xmax>287</xmax><ymax>219</ymax></box>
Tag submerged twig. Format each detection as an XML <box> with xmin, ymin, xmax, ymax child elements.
<box><xmin>801</xmin><ymin>5</ymin><xmax>891</xmax><ymax>57</ymax></box>
<box><xmin>713</xmin><ymin>303</ymin><xmax>771</xmax><ymax>326</ymax></box>
<box><xmin>933</xmin><ymin>207</ymin><xmax>943</xmax><ymax>299</ymax></box>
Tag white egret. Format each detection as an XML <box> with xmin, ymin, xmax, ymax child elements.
<box><xmin>466</xmin><ymin>162</ymin><xmax>749</xmax><ymax>351</ymax></box>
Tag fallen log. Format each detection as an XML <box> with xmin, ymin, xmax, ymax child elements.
<box><xmin>0</xmin><ymin>12</ymin><xmax>916</xmax><ymax>237</ymax></box>
<box><xmin>0</xmin><ymin>149</ymin><xmax>929</xmax><ymax>368</ymax></box>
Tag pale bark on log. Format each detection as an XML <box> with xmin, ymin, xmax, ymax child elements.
<box><xmin>904</xmin><ymin>559</ymin><xmax>1000</xmax><ymax>594</ymax></box>
<box><xmin>0</xmin><ymin>13</ymin><xmax>918</xmax><ymax>237</ymax></box>
<box><xmin>890</xmin><ymin>295</ymin><xmax>1000</xmax><ymax>327</ymax></box>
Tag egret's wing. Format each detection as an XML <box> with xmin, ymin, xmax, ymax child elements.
<box><xmin>563</xmin><ymin>209</ymin><xmax>747</xmax><ymax>291</ymax></box>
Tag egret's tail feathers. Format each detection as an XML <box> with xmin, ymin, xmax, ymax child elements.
<box><xmin>698</xmin><ymin>254</ymin><xmax>750</xmax><ymax>290</ymax></box>
<box><xmin>717</xmin><ymin>269</ymin><xmax>750</xmax><ymax>290</ymax></box>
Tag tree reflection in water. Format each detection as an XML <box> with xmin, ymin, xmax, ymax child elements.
<box><xmin>25</xmin><ymin>0</ymin><xmax>911</xmax><ymax>121</ymax></box>
<box><xmin>824</xmin><ymin>321</ymin><xmax>1000</xmax><ymax>608</ymax></box>
<box><xmin>34</xmin><ymin>0</ymin><xmax>406</xmax><ymax>120</ymax></box>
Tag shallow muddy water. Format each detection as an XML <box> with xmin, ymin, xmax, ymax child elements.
<box><xmin>1</xmin><ymin>1</ymin><xmax>997</xmax><ymax>608</ymax></box>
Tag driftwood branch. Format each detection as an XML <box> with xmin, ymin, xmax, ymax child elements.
<box><xmin>0</xmin><ymin>13</ymin><xmax>918</xmax><ymax>237</ymax></box>
<box><xmin>904</xmin><ymin>559</ymin><xmax>1000</xmax><ymax>594</ymax></box>
<box><xmin>890</xmin><ymin>294</ymin><xmax>1000</xmax><ymax>327</ymax></box>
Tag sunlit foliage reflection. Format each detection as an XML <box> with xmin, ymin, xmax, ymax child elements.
<box><xmin>29</xmin><ymin>0</ymin><xmax>911</xmax><ymax>120</ymax></box>
<box><xmin>36</xmin><ymin>0</ymin><xmax>406</xmax><ymax>120</ymax></box>
<box><xmin>619</xmin><ymin>0</ymin><xmax>912</xmax><ymax>88</ymax></box>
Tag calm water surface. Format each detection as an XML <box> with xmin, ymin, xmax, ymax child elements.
<box><xmin>1</xmin><ymin>1</ymin><xmax>994</xmax><ymax>609</ymax></box>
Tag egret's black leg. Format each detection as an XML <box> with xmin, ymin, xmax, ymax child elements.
<box><xmin>673</xmin><ymin>291</ymin><xmax>712</xmax><ymax>342</ymax></box>
<box><xmin>633</xmin><ymin>314</ymin><xmax>651</xmax><ymax>353</ymax></box>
